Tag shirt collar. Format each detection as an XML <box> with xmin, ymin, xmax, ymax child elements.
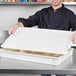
<box><xmin>50</xmin><ymin>4</ymin><xmax>64</xmax><ymax>12</ymax></box>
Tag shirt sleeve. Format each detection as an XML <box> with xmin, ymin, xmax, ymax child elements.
<box><xmin>69</xmin><ymin>12</ymin><xmax>76</xmax><ymax>31</ymax></box>
<box><xmin>18</xmin><ymin>11</ymin><xmax>40</xmax><ymax>27</ymax></box>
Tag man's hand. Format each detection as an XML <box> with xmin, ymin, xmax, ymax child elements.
<box><xmin>71</xmin><ymin>33</ymin><xmax>76</xmax><ymax>43</ymax></box>
<box><xmin>8</xmin><ymin>22</ymin><xmax>24</xmax><ymax>35</ymax></box>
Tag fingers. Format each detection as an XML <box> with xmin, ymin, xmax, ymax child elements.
<box><xmin>8</xmin><ymin>25</ymin><xmax>18</xmax><ymax>35</ymax></box>
<box><xmin>8</xmin><ymin>22</ymin><xmax>24</xmax><ymax>35</ymax></box>
<box><xmin>8</xmin><ymin>27</ymin><xmax>13</xmax><ymax>35</ymax></box>
<box><xmin>71</xmin><ymin>33</ymin><xmax>76</xmax><ymax>43</ymax></box>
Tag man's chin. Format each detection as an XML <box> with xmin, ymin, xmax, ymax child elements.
<box><xmin>52</xmin><ymin>3</ymin><xmax>60</xmax><ymax>6</ymax></box>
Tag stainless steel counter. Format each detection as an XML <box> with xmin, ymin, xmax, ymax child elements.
<box><xmin>0</xmin><ymin>49</ymin><xmax>76</xmax><ymax>75</ymax></box>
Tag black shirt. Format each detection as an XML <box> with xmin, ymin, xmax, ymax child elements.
<box><xmin>18</xmin><ymin>4</ymin><xmax>76</xmax><ymax>31</ymax></box>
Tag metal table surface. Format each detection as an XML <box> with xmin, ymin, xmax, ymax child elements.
<box><xmin>0</xmin><ymin>49</ymin><xmax>76</xmax><ymax>75</ymax></box>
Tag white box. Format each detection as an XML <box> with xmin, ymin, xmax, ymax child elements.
<box><xmin>0</xmin><ymin>27</ymin><xmax>74</xmax><ymax>65</ymax></box>
<box><xmin>0</xmin><ymin>49</ymin><xmax>73</xmax><ymax>65</ymax></box>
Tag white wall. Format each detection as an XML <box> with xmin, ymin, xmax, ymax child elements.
<box><xmin>0</xmin><ymin>4</ymin><xmax>76</xmax><ymax>30</ymax></box>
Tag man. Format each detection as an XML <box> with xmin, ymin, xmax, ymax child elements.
<box><xmin>9</xmin><ymin>0</ymin><xmax>76</xmax><ymax>76</ymax></box>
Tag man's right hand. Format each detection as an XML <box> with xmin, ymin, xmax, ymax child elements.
<box><xmin>8</xmin><ymin>22</ymin><xmax>24</xmax><ymax>35</ymax></box>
